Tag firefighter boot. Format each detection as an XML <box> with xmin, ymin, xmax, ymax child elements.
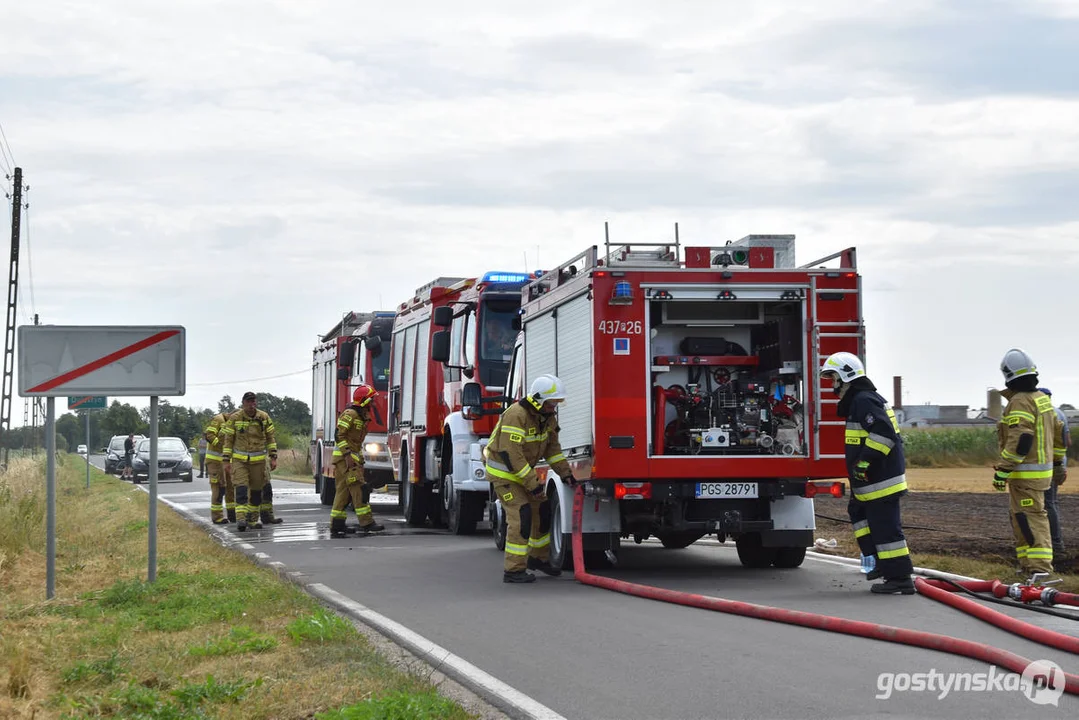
<box><xmin>330</xmin><ymin>517</ymin><xmax>348</xmax><ymax>539</ymax></box>
<box><xmin>235</xmin><ymin>487</ymin><xmax>249</xmax><ymax>531</ymax></box>
<box><xmin>248</xmin><ymin>489</ymin><xmax>263</xmax><ymax>529</ymax></box>
<box><xmin>870</xmin><ymin>577</ymin><xmax>916</xmax><ymax>595</ymax></box>
<box><xmin>261</xmin><ymin>483</ymin><xmax>283</xmax><ymax>524</ymax></box>
<box><xmin>359</xmin><ymin>522</ymin><xmax>385</xmax><ymax>533</ymax></box>
<box><xmin>503</xmin><ymin>570</ymin><xmax>536</xmax><ymax>584</ymax></box>
<box><xmin>226</xmin><ymin>508</ymin><xmax>237</xmax><ymax>524</ymax></box>
<box><xmin>527</xmin><ymin>557</ymin><xmax>563</xmax><ymax>577</ymax></box>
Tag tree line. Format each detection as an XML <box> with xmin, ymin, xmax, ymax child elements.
<box><xmin>1</xmin><ymin>393</ymin><xmax>311</xmax><ymax>453</ymax></box>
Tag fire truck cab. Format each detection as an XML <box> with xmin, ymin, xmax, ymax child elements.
<box><xmin>388</xmin><ymin>271</ymin><xmax>535</xmax><ymax>532</ymax></box>
<box><xmin>310</xmin><ymin>311</ymin><xmax>395</xmax><ymax>505</ymax></box>
<box><xmin>477</xmin><ymin>228</ymin><xmax>854</xmax><ymax>569</ymax></box>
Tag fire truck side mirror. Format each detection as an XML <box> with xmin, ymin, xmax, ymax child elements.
<box><xmin>365</xmin><ymin>335</ymin><xmax>383</xmax><ymax>357</ymax></box>
<box><xmin>336</xmin><ymin>368</ymin><xmax>349</xmax><ymax>381</ymax></box>
<box><xmin>432</xmin><ymin>306</ymin><xmax>453</xmax><ymax>328</ymax></box>
<box><xmin>339</xmin><ymin>339</ymin><xmax>357</xmax><ymax>368</ymax></box>
<box><xmin>431</xmin><ymin>331</ymin><xmax>451</xmax><ymax>363</ymax></box>
<box><xmin>461</xmin><ymin>382</ymin><xmax>483</xmax><ymax>409</ymax></box>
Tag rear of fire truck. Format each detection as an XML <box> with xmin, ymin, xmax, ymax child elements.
<box><xmin>487</xmin><ymin>228</ymin><xmax>857</xmax><ymax>570</ymax></box>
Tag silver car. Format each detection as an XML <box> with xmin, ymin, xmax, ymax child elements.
<box><xmin>131</xmin><ymin>437</ymin><xmax>195</xmax><ymax>483</ymax></box>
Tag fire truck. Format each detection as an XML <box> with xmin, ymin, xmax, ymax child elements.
<box><xmin>471</xmin><ymin>227</ymin><xmax>855</xmax><ymax>569</ymax></box>
<box><xmin>387</xmin><ymin>271</ymin><xmax>535</xmax><ymax>532</ymax></box>
<box><xmin>310</xmin><ymin>311</ymin><xmax>395</xmax><ymax>505</ymax></box>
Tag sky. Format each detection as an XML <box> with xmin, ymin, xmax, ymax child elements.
<box><xmin>2</xmin><ymin>0</ymin><xmax>1078</xmax><ymax>423</ymax></box>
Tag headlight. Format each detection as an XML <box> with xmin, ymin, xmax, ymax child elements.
<box><xmin>133</xmin><ymin>459</ymin><xmax>147</xmax><ymax>468</ymax></box>
<box><xmin>365</xmin><ymin>442</ymin><xmax>384</xmax><ymax>455</ymax></box>
<box><xmin>179</xmin><ymin>458</ymin><xmax>192</xmax><ymax>469</ymax></box>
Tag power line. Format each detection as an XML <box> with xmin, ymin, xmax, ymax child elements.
<box><xmin>188</xmin><ymin>368</ymin><xmax>309</xmax><ymax>387</ymax></box>
<box><xmin>0</xmin><ymin>122</ymin><xmax>15</xmax><ymax>169</ymax></box>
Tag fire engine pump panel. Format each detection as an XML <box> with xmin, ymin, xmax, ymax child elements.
<box><xmin>650</xmin><ymin>297</ymin><xmax>806</xmax><ymax>457</ymax></box>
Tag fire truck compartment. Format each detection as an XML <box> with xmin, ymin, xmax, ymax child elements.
<box><xmin>648</xmin><ymin>293</ymin><xmax>807</xmax><ymax>458</ymax></box>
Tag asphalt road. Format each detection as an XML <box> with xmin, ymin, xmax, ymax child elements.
<box><xmin>89</xmin><ymin>455</ymin><xmax>1079</xmax><ymax>719</ymax></box>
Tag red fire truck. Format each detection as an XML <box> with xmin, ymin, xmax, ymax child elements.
<box><xmin>472</xmin><ymin>228</ymin><xmax>854</xmax><ymax>569</ymax></box>
<box><xmin>310</xmin><ymin>311</ymin><xmax>395</xmax><ymax>505</ymax></box>
<box><xmin>387</xmin><ymin>271</ymin><xmax>535</xmax><ymax>532</ymax></box>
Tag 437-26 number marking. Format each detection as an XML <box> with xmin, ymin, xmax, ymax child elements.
<box><xmin>597</xmin><ymin>320</ymin><xmax>642</xmax><ymax>335</ymax></box>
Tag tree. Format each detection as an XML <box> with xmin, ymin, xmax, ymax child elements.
<box><xmin>254</xmin><ymin>393</ymin><xmax>311</xmax><ymax>437</ymax></box>
<box><xmin>56</xmin><ymin>412</ymin><xmax>81</xmax><ymax>452</ymax></box>
<box><xmin>218</xmin><ymin>395</ymin><xmax>235</xmax><ymax>414</ymax></box>
<box><xmin>101</xmin><ymin>401</ymin><xmax>147</xmax><ymax>442</ymax></box>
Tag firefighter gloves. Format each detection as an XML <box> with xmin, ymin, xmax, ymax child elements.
<box><xmin>992</xmin><ymin>470</ymin><xmax>1009</xmax><ymax>492</ymax></box>
<box><xmin>853</xmin><ymin>460</ymin><xmax>870</xmax><ymax>483</ymax></box>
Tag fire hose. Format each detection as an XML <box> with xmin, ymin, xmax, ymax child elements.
<box><xmin>569</xmin><ymin>484</ymin><xmax>1079</xmax><ymax>696</ymax></box>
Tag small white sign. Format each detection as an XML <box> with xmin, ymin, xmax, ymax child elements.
<box><xmin>18</xmin><ymin>325</ymin><xmax>186</xmax><ymax>397</ymax></box>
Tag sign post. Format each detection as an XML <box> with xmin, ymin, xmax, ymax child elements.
<box><xmin>19</xmin><ymin>326</ymin><xmax>185</xmax><ymax>598</ymax></box>
<box><xmin>68</xmin><ymin>397</ymin><xmax>107</xmax><ymax>489</ymax></box>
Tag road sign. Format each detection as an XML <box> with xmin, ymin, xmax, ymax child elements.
<box><xmin>17</xmin><ymin>325</ymin><xmax>185</xmax><ymax>397</ymax></box>
<box><xmin>67</xmin><ymin>396</ymin><xmax>107</xmax><ymax>410</ymax></box>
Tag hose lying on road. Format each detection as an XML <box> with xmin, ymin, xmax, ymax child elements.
<box><xmin>570</xmin><ymin>485</ymin><xmax>1079</xmax><ymax>696</ymax></box>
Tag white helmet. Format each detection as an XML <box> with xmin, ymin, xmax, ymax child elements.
<box><xmin>528</xmin><ymin>374</ymin><xmax>566</xmax><ymax>406</ymax></box>
<box><xmin>820</xmin><ymin>352</ymin><xmax>866</xmax><ymax>383</ymax></box>
<box><xmin>1000</xmin><ymin>348</ymin><xmax>1037</xmax><ymax>384</ymax></box>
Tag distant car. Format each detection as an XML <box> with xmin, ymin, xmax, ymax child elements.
<box><xmin>131</xmin><ymin>437</ymin><xmax>194</xmax><ymax>483</ymax></box>
<box><xmin>105</xmin><ymin>434</ymin><xmax>146</xmax><ymax>474</ymax></box>
<box><xmin>76</xmin><ymin>444</ymin><xmax>88</xmax><ymax>455</ymax></box>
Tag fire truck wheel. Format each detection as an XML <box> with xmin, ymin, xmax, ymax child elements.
<box><xmin>446</xmin><ymin>483</ymin><xmax>480</xmax><ymax>535</ymax></box>
<box><xmin>772</xmin><ymin>545</ymin><xmax>807</xmax><ymax>568</ymax></box>
<box><xmin>548</xmin><ymin>485</ymin><xmax>574</xmax><ymax>571</ymax></box>
<box><xmin>401</xmin><ymin>453</ymin><xmax>429</xmax><ymax>527</ymax></box>
<box><xmin>657</xmin><ymin>531</ymin><xmax>706</xmax><ymax>549</ymax></box>
<box><xmin>735</xmin><ymin>533</ymin><xmax>778</xmax><ymax>568</ymax></box>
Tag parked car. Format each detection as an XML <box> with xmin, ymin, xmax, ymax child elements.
<box><xmin>104</xmin><ymin>434</ymin><xmax>146</xmax><ymax>474</ymax></box>
<box><xmin>131</xmin><ymin>437</ymin><xmax>195</xmax><ymax>483</ymax></box>
<box><xmin>76</xmin><ymin>444</ymin><xmax>88</xmax><ymax>455</ymax></box>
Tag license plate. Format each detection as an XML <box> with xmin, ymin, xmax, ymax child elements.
<box><xmin>696</xmin><ymin>482</ymin><xmax>758</xmax><ymax>499</ymax></box>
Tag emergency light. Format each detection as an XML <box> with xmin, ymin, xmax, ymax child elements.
<box><xmin>481</xmin><ymin>271</ymin><xmax>530</xmax><ymax>284</ymax></box>
<box><xmin>610</xmin><ymin>280</ymin><xmax>634</xmax><ymax>305</ymax></box>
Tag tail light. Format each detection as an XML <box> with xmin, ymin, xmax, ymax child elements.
<box><xmin>804</xmin><ymin>481</ymin><xmax>845</xmax><ymax>498</ymax></box>
<box><xmin>614</xmin><ymin>482</ymin><xmax>652</xmax><ymax>500</ymax></box>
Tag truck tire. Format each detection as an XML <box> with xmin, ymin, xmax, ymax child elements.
<box><xmin>735</xmin><ymin>532</ymin><xmax>777</xmax><ymax>568</ymax></box>
<box><xmin>548</xmin><ymin>485</ymin><xmax>574</xmax><ymax>571</ymax></box>
<box><xmin>772</xmin><ymin>545</ymin><xmax>807</xmax><ymax>568</ymax></box>
<box><xmin>657</xmin><ymin>531</ymin><xmax>706</xmax><ymax>549</ymax></box>
<box><xmin>401</xmin><ymin>452</ymin><xmax>428</xmax><ymax>527</ymax></box>
<box><xmin>447</xmin><ymin>488</ymin><xmax>481</xmax><ymax>536</ymax></box>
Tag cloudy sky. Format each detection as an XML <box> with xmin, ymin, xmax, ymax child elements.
<box><xmin>2</xmin><ymin>0</ymin><xmax>1077</xmax><ymax>423</ymax></box>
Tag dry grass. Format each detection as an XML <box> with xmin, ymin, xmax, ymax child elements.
<box><xmin>0</xmin><ymin>454</ymin><xmax>475</xmax><ymax>720</ymax></box>
<box><xmin>906</xmin><ymin>468</ymin><xmax>1078</xmax><ymax>494</ymax></box>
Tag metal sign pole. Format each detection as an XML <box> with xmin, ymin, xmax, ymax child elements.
<box><xmin>45</xmin><ymin>396</ymin><xmax>56</xmax><ymax>599</ymax></box>
<box><xmin>148</xmin><ymin>395</ymin><xmax>158</xmax><ymax>583</ymax></box>
<box><xmin>85</xmin><ymin>410</ymin><xmax>91</xmax><ymax>490</ymax></box>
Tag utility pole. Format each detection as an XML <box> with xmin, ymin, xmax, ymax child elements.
<box><xmin>1</xmin><ymin>167</ymin><xmax>23</xmax><ymax>469</ymax></box>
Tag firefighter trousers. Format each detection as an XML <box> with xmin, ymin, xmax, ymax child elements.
<box><xmin>231</xmin><ymin>460</ymin><xmax>267</xmax><ymax>524</ymax></box>
<box><xmin>494</xmin><ymin>481</ymin><xmax>551</xmax><ymax>573</ymax></box>
<box><xmin>207</xmin><ymin>459</ymin><xmax>236</xmax><ymax>522</ymax></box>
<box><xmin>330</xmin><ymin>461</ymin><xmax>375</xmax><ymax>530</ymax></box>
<box><xmin>849</xmin><ymin>494</ymin><xmax>913</xmax><ymax>580</ymax></box>
<box><xmin>1009</xmin><ymin>478</ymin><xmax>1053</xmax><ymax>573</ymax></box>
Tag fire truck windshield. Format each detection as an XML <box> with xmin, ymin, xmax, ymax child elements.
<box><xmin>370</xmin><ymin>346</ymin><xmax>390</xmax><ymax>391</ymax></box>
<box><xmin>478</xmin><ymin>298</ymin><xmax>518</xmax><ymax>387</ymax></box>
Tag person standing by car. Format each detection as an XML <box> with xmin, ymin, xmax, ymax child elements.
<box><xmin>122</xmin><ymin>433</ymin><xmax>136</xmax><ymax>482</ymax></box>
<box><xmin>204</xmin><ymin>407</ymin><xmax>237</xmax><ymax>524</ymax></box>
<box><xmin>197</xmin><ymin>435</ymin><xmax>208</xmax><ymax>478</ymax></box>
<box><xmin>329</xmin><ymin>385</ymin><xmax>385</xmax><ymax>538</ymax></box>
<box><xmin>222</xmin><ymin>392</ymin><xmax>278</xmax><ymax>532</ymax></box>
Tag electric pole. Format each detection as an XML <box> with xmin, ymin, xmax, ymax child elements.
<box><xmin>1</xmin><ymin>167</ymin><xmax>23</xmax><ymax>469</ymax></box>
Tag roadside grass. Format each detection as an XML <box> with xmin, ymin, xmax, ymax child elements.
<box><xmin>276</xmin><ymin>447</ymin><xmax>310</xmax><ymax>478</ymax></box>
<box><xmin>0</xmin><ymin>454</ymin><xmax>475</xmax><ymax>720</ymax></box>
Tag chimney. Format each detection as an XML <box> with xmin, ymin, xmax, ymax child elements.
<box><xmin>893</xmin><ymin>376</ymin><xmax>903</xmax><ymax>410</ymax></box>
<box><xmin>988</xmin><ymin>389</ymin><xmax>1002</xmax><ymax>420</ymax></box>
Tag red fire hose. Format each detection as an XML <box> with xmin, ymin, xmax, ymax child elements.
<box><xmin>921</xmin><ymin>578</ymin><xmax>1079</xmax><ymax>608</ymax></box>
<box><xmin>569</xmin><ymin>485</ymin><xmax>1079</xmax><ymax>696</ymax></box>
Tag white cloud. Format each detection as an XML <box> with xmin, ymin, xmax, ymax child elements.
<box><xmin>2</xmin><ymin>0</ymin><xmax>1078</xmax><ymax>421</ymax></box>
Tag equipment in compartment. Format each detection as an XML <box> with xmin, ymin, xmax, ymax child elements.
<box><xmin>654</xmin><ymin>358</ymin><xmax>805</xmax><ymax>456</ymax></box>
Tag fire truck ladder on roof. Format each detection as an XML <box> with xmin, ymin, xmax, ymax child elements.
<box><xmin>810</xmin><ymin>270</ymin><xmax>865</xmax><ymax>462</ymax></box>
<box><xmin>602</xmin><ymin>221</ymin><xmax>682</xmax><ymax>268</ymax></box>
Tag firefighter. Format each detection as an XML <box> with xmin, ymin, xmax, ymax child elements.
<box><xmin>820</xmin><ymin>352</ymin><xmax>915</xmax><ymax>595</ymax></box>
<box><xmin>485</xmin><ymin>374</ymin><xmax>578</xmax><ymax>583</ymax></box>
<box><xmin>260</xmin><ymin>457</ymin><xmax>285</xmax><ymax>525</ymax></box>
<box><xmin>221</xmin><ymin>391</ymin><xmax>278</xmax><ymax>532</ymax></box>
<box><xmin>1038</xmin><ymin>388</ymin><xmax>1070</xmax><ymax>557</ymax></box>
<box><xmin>204</xmin><ymin>405</ymin><xmax>237</xmax><ymax>524</ymax></box>
<box><xmin>329</xmin><ymin>384</ymin><xmax>385</xmax><ymax>538</ymax></box>
<box><xmin>994</xmin><ymin>351</ymin><xmax>1055</xmax><ymax>574</ymax></box>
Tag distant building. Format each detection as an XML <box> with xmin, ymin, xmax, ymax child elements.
<box><xmin>896</xmin><ymin>404</ymin><xmax>995</xmax><ymax>429</ymax></box>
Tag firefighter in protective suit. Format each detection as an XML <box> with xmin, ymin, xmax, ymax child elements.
<box><xmin>222</xmin><ymin>391</ymin><xmax>278</xmax><ymax>532</ymax></box>
<box><xmin>995</xmin><ymin>349</ymin><xmax>1055</xmax><ymax>575</ymax></box>
<box><xmin>330</xmin><ymin>384</ymin><xmax>385</xmax><ymax>538</ymax></box>
<box><xmin>204</xmin><ymin>406</ymin><xmax>237</xmax><ymax>524</ymax></box>
<box><xmin>821</xmin><ymin>352</ymin><xmax>915</xmax><ymax>595</ymax></box>
<box><xmin>486</xmin><ymin>374</ymin><xmax>578</xmax><ymax>583</ymax></box>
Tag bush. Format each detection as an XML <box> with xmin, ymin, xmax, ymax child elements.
<box><xmin>902</xmin><ymin>427</ymin><xmax>998</xmax><ymax>468</ymax></box>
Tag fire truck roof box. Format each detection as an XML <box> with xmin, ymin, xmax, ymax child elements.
<box><xmin>320</xmin><ymin>311</ymin><xmax>392</xmax><ymax>342</ymax></box>
<box><xmin>413</xmin><ymin>276</ymin><xmax>469</xmax><ymax>298</ymax></box>
<box><xmin>723</xmin><ymin>234</ymin><xmax>796</xmax><ymax>268</ymax></box>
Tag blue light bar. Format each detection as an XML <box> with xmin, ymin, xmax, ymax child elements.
<box><xmin>374</xmin><ymin>311</ymin><xmax>396</xmax><ymax>317</ymax></box>
<box><xmin>481</xmin><ymin>271</ymin><xmax>531</xmax><ymax>284</ymax></box>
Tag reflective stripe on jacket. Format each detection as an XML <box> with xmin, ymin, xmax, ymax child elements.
<box><xmin>333</xmin><ymin>406</ymin><xmax>368</xmax><ymax>465</ymax></box>
<box><xmin>843</xmin><ymin>390</ymin><xmax>907</xmax><ymax>502</ymax></box>
<box><xmin>485</xmin><ymin>400</ymin><xmax>572</xmax><ymax>491</ymax></box>
<box><xmin>222</xmin><ymin>409</ymin><xmax>277</xmax><ymax>462</ymax></box>
<box><xmin>997</xmin><ymin>390</ymin><xmax>1055</xmax><ymax>481</ymax></box>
